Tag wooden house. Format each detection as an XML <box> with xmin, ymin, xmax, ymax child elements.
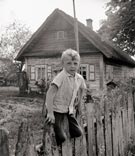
<box><xmin>15</xmin><ymin>9</ymin><xmax>135</xmax><ymax>92</ymax></box>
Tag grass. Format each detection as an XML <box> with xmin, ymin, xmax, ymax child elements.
<box><xmin>0</xmin><ymin>86</ymin><xmax>44</xmax><ymax>156</ymax></box>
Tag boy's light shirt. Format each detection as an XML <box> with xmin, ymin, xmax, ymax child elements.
<box><xmin>51</xmin><ymin>69</ymin><xmax>86</xmax><ymax>114</ymax></box>
<box><xmin>68</xmin><ymin>72</ymin><xmax>78</xmax><ymax>114</ymax></box>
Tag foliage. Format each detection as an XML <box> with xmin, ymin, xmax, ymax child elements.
<box><xmin>0</xmin><ymin>21</ymin><xmax>32</xmax><ymax>79</ymax></box>
<box><xmin>98</xmin><ymin>0</ymin><xmax>135</xmax><ymax>55</ymax></box>
<box><xmin>0</xmin><ymin>20</ymin><xmax>32</xmax><ymax>60</ymax></box>
<box><xmin>1</xmin><ymin>60</ymin><xmax>14</xmax><ymax>78</ymax></box>
<box><xmin>35</xmin><ymin>79</ymin><xmax>50</xmax><ymax>94</ymax></box>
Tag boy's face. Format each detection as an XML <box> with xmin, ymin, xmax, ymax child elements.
<box><xmin>62</xmin><ymin>55</ymin><xmax>80</xmax><ymax>76</ymax></box>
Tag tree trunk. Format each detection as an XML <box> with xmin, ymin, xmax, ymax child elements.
<box><xmin>0</xmin><ymin>128</ymin><xmax>9</xmax><ymax>156</ymax></box>
<box><xmin>15</xmin><ymin>120</ymin><xmax>37</xmax><ymax>156</ymax></box>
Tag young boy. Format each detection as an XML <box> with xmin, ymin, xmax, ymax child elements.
<box><xmin>45</xmin><ymin>48</ymin><xmax>86</xmax><ymax>145</ymax></box>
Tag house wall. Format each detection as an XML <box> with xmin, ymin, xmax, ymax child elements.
<box><xmin>25</xmin><ymin>55</ymin><xmax>134</xmax><ymax>92</ymax></box>
<box><xmin>104</xmin><ymin>63</ymin><xmax>135</xmax><ymax>84</ymax></box>
<box><xmin>80</xmin><ymin>54</ymin><xmax>101</xmax><ymax>90</ymax></box>
<box><xmin>25</xmin><ymin>53</ymin><xmax>103</xmax><ymax>91</ymax></box>
<box><xmin>104</xmin><ymin>64</ymin><xmax>123</xmax><ymax>81</ymax></box>
<box><xmin>122</xmin><ymin>66</ymin><xmax>135</xmax><ymax>79</ymax></box>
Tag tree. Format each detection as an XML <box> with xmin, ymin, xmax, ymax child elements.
<box><xmin>0</xmin><ymin>21</ymin><xmax>32</xmax><ymax>77</ymax></box>
<box><xmin>98</xmin><ymin>0</ymin><xmax>135</xmax><ymax>55</ymax></box>
<box><xmin>0</xmin><ymin>21</ymin><xmax>32</xmax><ymax>60</ymax></box>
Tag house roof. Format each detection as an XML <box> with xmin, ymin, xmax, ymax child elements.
<box><xmin>15</xmin><ymin>8</ymin><xmax>135</xmax><ymax>67</ymax></box>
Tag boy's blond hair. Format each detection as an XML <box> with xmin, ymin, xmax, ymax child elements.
<box><xmin>61</xmin><ymin>49</ymin><xmax>80</xmax><ymax>63</ymax></box>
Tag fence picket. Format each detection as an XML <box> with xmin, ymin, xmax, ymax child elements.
<box><xmin>96</xmin><ymin>116</ymin><xmax>105</xmax><ymax>156</ymax></box>
<box><xmin>118</xmin><ymin>110</ymin><xmax>124</xmax><ymax>156</ymax></box>
<box><xmin>62</xmin><ymin>139</ymin><xmax>72</xmax><ymax>156</ymax></box>
<box><xmin>105</xmin><ymin>112</ymin><xmax>112</xmax><ymax>156</ymax></box>
<box><xmin>43</xmin><ymin>125</ymin><xmax>59</xmax><ymax>156</ymax></box>
<box><xmin>112</xmin><ymin>112</ymin><xmax>118</xmax><ymax>156</ymax></box>
<box><xmin>0</xmin><ymin>128</ymin><xmax>9</xmax><ymax>156</ymax></box>
<box><xmin>15</xmin><ymin>121</ymin><xmax>37</xmax><ymax>156</ymax></box>
<box><xmin>87</xmin><ymin>103</ymin><xmax>96</xmax><ymax>156</ymax></box>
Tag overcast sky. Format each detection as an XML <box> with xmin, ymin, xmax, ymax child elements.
<box><xmin>0</xmin><ymin>0</ymin><xmax>110</xmax><ymax>32</ymax></box>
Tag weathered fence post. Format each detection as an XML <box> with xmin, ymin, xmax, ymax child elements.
<box><xmin>42</xmin><ymin>115</ymin><xmax>72</xmax><ymax>156</ymax></box>
<box><xmin>15</xmin><ymin>120</ymin><xmax>37</xmax><ymax>156</ymax></box>
<box><xmin>43</xmin><ymin>124</ymin><xmax>59</xmax><ymax>156</ymax></box>
<box><xmin>0</xmin><ymin>128</ymin><xmax>9</xmax><ymax>156</ymax></box>
<box><xmin>42</xmin><ymin>114</ymin><xmax>87</xmax><ymax>156</ymax></box>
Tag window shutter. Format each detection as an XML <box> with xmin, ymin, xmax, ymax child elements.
<box><xmin>31</xmin><ymin>66</ymin><xmax>35</xmax><ymax>80</ymax></box>
<box><xmin>89</xmin><ymin>65</ymin><xmax>95</xmax><ymax>81</ymax></box>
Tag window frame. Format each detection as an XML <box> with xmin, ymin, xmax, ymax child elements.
<box><xmin>56</xmin><ymin>31</ymin><xmax>65</xmax><ymax>39</ymax></box>
<box><xmin>79</xmin><ymin>64</ymin><xmax>89</xmax><ymax>80</ymax></box>
<box><xmin>36</xmin><ymin>65</ymin><xmax>46</xmax><ymax>81</ymax></box>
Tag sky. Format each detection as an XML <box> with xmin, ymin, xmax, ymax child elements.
<box><xmin>0</xmin><ymin>0</ymin><xmax>110</xmax><ymax>32</ymax></box>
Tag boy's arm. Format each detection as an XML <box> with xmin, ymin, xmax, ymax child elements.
<box><xmin>45</xmin><ymin>84</ymin><xmax>58</xmax><ymax>124</ymax></box>
<box><xmin>77</xmin><ymin>78</ymin><xmax>86</xmax><ymax>115</ymax></box>
<box><xmin>78</xmin><ymin>88</ymin><xmax>85</xmax><ymax>107</ymax></box>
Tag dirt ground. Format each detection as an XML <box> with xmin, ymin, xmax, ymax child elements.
<box><xmin>0</xmin><ymin>86</ymin><xmax>45</xmax><ymax>156</ymax></box>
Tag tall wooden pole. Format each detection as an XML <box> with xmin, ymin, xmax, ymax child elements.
<box><xmin>73</xmin><ymin>0</ymin><xmax>79</xmax><ymax>53</ymax></box>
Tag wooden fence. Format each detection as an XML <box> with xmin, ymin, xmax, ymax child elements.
<box><xmin>86</xmin><ymin>81</ymin><xmax>135</xmax><ymax>156</ymax></box>
<box><xmin>1</xmin><ymin>81</ymin><xmax>135</xmax><ymax>156</ymax></box>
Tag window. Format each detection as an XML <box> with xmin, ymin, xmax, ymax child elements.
<box><xmin>35</xmin><ymin>65</ymin><xmax>52</xmax><ymax>81</ymax></box>
<box><xmin>105</xmin><ymin>65</ymin><xmax>113</xmax><ymax>81</ymax></box>
<box><xmin>36</xmin><ymin>65</ymin><xmax>46</xmax><ymax>80</ymax></box>
<box><xmin>30</xmin><ymin>66</ymin><xmax>35</xmax><ymax>80</ymax></box>
<box><xmin>37</xmin><ymin>67</ymin><xmax>45</xmax><ymax>80</ymax></box>
<box><xmin>57</xmin><ymin>31</ymin><xmax>65</xmax><ymax>39</ymax></box>
<box><xmin>89</xmin><ymin>65</ymin><xmax>95</xmax><ymax>81</ymax></box>
<box><xmin>79</xmin><ymin>64</ymin><xmax>89</xmax><ymax>80</ymax></box>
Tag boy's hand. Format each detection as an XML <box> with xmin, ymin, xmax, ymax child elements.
<box><xmin>45</xmin><ymin>112</ymin><xmax>55</xmax><ymax>124</ymax></box>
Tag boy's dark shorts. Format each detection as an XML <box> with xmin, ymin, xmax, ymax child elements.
<box><xmin>53</xmin><ymin>112</ymin><xmax>83</xmax><ymax>145</ymax></box>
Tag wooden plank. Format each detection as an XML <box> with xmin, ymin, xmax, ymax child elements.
<box><xmin>74</xmin><ymin>129</ymin><xmax>87</xmax><ymax>156</ymax></box>
<box><xmin>96</xmin><ymin>95</ymin><xmax>105</xmax><ymax>156</ymax></box>
<box><xmin>105</xmin><ymin>112</ymin><xmax>112</xmax><ymax>156</ymax></box>
<box><xmin>0</xmin><ymin>128</ymin><xmax>9</xmax><ymax>156</ymax></box>
<box><xmin>62</xmin><ymin>139</ymin><xmax>72</xmax><ymax>156</ymax></box>
<box><xmin>122</xmin><ymin>109</ymin><xmax>128</xmax><ymax>155</ymax></box>
<box><xmin>118</xmin><ymin>110</ymin><xmax>124</xmax><ymax>156</ymax></box>
<box><xmin>104</xmin><ymin>95</ymin><xmax>113</xmax><ymax>156</ymax></box>
<box><xmin>115</xmin><ymin>112</ymin><xmax>120</xmax><ymax>156</ymax></box>
<box><xmin>96</xmin><ymin>116</ymin><xmax>105</xmax><ymax>156</ymax></box>
<box><xmin>43</xmin><ymin>125</ymin><xmax>59</xmax><ymax>156</ymax></box>
<box><xmin>86</xmin><ymin>103</ymin><xmax>96</xmax><ymax>156</ymax></box>
<box><xmin>128</xmin><ymin>92</ymin><xmax>135</xmax><ymax>142</ymax></box>
<box><xmin>81</xmin><ymin>132</ymin><xmax>88</xmax><ymax>156</ymax></box>
<box><xmin>15</xmin><ymin>121</ymin><xmax>37</xmax><ymax>156</ymax></box>
<box><xmin>112</xmin><ymin>112</ymin><xmax>118</xmax><ymax>156</ymax></box>
<box><xmin>74</xmin><ymin>111</ymin><xmax>87</xmax><ymax>156</ymax></box>
<box><xmin>62</xmin><ymin>115</ymin><xmax>72</xmax><ymax>156</ymax></box>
